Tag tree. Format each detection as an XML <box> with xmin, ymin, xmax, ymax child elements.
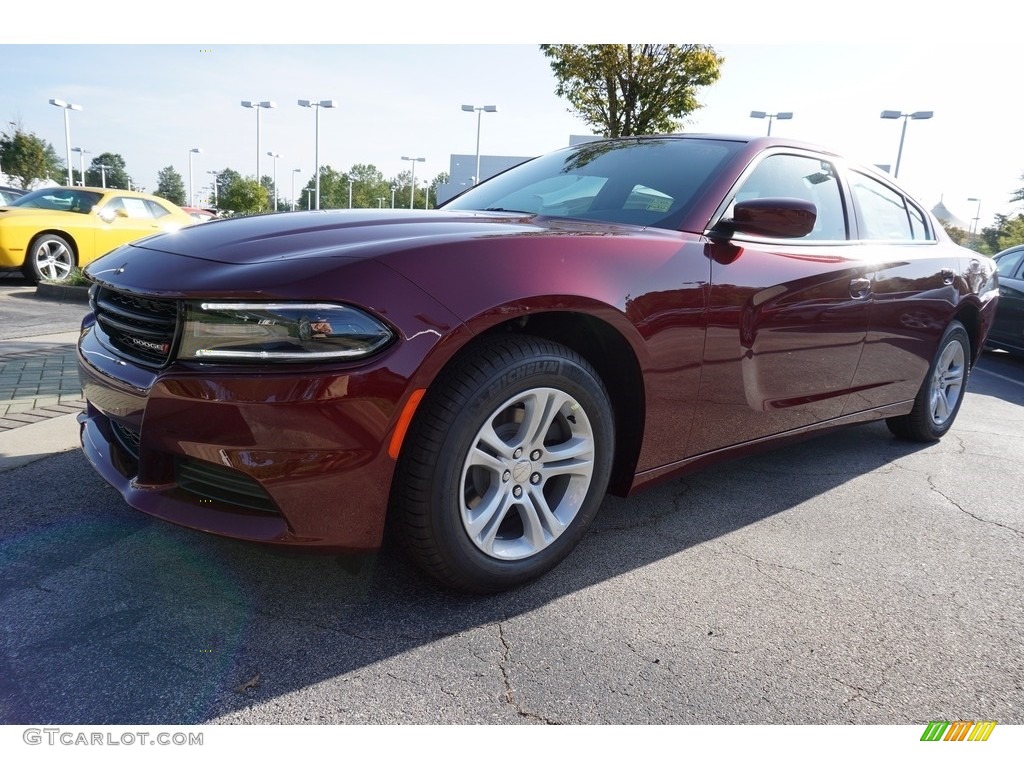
<box><xmin>1011</xmin><ymin>173</ymin><xmax>1024</xmax><ymax>206</ymax></box>
<box><xmin>540</xmin><ymin>44</ymin><xmax>723</xmax><ymax>137</ymax></box>
<box><xmin>980</xmin><ymin>214</ymin><xmax>1024</xmax><ymax>254</ymax></box>
<box><xmin>939</xmin><ymin>220</ymin><xmax>970</xmax><ymax>247</ymax></box>
<box><xmin>0</xmin><ymin>127</ymin><xmax>62</xmax><ymax>188</ymax></box>
<box><xmin>220</xmin><ymin>176</ymin><xmax>268</xmax><ymax>215</ymax></box>
<box><xmin>156</xmin><ymin>166</ymin><xmax>186</xmax><ymax>206</ymax></box>
<box><xmin>85</xmin><ymin>152</ymin><xmax>130</xmax><ymax>190</ymax></box>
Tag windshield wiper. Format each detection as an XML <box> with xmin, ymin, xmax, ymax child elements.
<box><xmin>482</xmin><ymin>207</ymin><xmax>534</xmax><ymax>214</ymax></box>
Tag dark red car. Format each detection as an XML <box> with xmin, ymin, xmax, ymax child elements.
<box><xmin>77</xmin><ymin>135</ymin><xmax>998</xmax><ymax>592</ymax></box>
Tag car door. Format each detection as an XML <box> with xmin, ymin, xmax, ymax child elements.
<box><xmin>989</xmin><ymin>247</ymin><xmax>1024</xmax><ymax>353</ymax></box>
<box><xmin>93</xmin><ymin>196</ymin><xmax>168</xmax><ymax>259</ymax></box>
<box><xmin>841</xmin><ymin>171</ymin><xmax>962</xmax><ymax>412</ymax></box>
<box><xmin>686</xmin><ymin>150</ymin><xmax>871</xmax><ymax>456</ymax></box>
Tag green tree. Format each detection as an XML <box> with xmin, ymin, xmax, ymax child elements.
<box><xmin>938</xmin><ymin>220</ymin><xmax>970</xmax><ymax>247</ymax></box>
<box><xmin>980</xmin><ymin>214</ymin><xmax>1024</xmax><ymax>254</ymax></box>
<box><xmin>155</xmin><ymin>166</ymin><xmax>186</xmax><ymax>206</ymax></box>
<box><xmin>0</xmin><ymin>127</ymin><xmax>62</xmax><ymax>188</ymax></box>
<box><xmin>85</xmin><ymin>153</ymin><xmax>130</xmax><ymax>190</ymax></box>
<box><xmin>220</xmin><ymin>176</ymin><xmax>268</xmax><ymax>215</ymax></box>
<box><xmin>540</xmin><ymin>44</ymin><xmax>723</xmax><ymax>137</ymax></box>
<box><xmin>1011</xmin><ymin>173</ymin><xmax>1024</xmax><ymax>206</ymax></box>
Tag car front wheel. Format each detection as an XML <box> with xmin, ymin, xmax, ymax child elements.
<box><xmin>25</xmin><ymin>234</ymin><xmax>76</xmax><ymax>283</ymax></box>
<box><xmin>886</xmin><ymin>319</ymin><xmax>970</xmax><ymax>442</ymax></box>
<box><xmin>394</xmin><ymin>335</ymin><xmax>615</xmax><ymax>593</ymax></box>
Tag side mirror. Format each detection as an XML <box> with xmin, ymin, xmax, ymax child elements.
<box><xmin>712</xmin><ymin>197</ymin><xmax>817</xmax><ymax>240</ymax></box>
<box><xmin>98</xmin><ymin>207</ymin><xmax>128</xmax><ymax>223</ymax></box>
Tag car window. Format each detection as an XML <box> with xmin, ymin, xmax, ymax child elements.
<box><xmin>995</xmin><ymin>249</ymin><xmax>1024</xmax><ymax>279</ymax></box>
<box><xmin>144</xmin><ymin>200</ymin><xmax>172</xmax><ymax>219</ymax></box>
<box><xmin>443</xmin><ymin>137</ymin><xmax>742</xmax><ymax>230</ymax></box>
<box><xmin>9</xmin><ymin>188</ymin><xmax>102</xmax><ymax>213</ymax></box>
<box><xmin>102</xmin><ymin>197</ymin><xmax>156</xmax><ymax>220</ymax></box>
<box><xmin>851</xmin><ymin>172</ymin><xmax>931</xmax><ymax>241</ymax></box>
<box><xmin>727</xmin><ymin>153</ymin><xmax>848</xmax><ymax>240</ymax></box>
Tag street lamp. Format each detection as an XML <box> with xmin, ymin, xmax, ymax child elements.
<box><xmin>188</xmin><ymin>148</ymin><xmax>202</xmax><ymax>206</ymax></box>
<box><xmin>401</xmin><ymin>156</ymin><xmax>425</xmax><ymax>209</ymax></box>
<box><xmin>241</xmin><ymin>100</ymin><xmax>276</xmax><ymax>180</ymax></box>
<box><xmin>97</xmin><ymin>163</ymin><xmax>112</xmax><ymax>189</ymax></box>
<box><xmin>71</xmin><ymin>147</ymin><xmax>90</xmax><ymax>187</ymax></box>
<box><xmin>749</xmin><ymin>110</ymin><xmax>792</xmax><ymax>136</ymax></box>
<box><xmin>291</xmin><ymin>168</ymin><xmax>301</xmax><ymax>211</ymax></box>
<box><xmin>303</xmin><ymin>187</ymin><xmax>314</xmax><ymax>211</ymax></box>
<box><xmin>968</xmin><ymin>197</ymin><xmax>982</xmax><ymax>248</ymax></box>
<box><xmin>461</xmin><ymin>104</ymin><xmax>497</xmax><ymax>186</ymax></box>
<box><xmin>49</xmin><ymin>98</ymin><xmax>82</xmax><ymax>186</ymax></box>
<box><xmin>348</xmin><ymin>179</ymin><xmax>353</xmax><ymax>209</ymax></box>
<box><xmin>267</xmin><ymin>151</ymin><xmax>281</xmax><ymax>211</ymax></box>
<box><xmin>390</xmin><ymin>186</ymin><xmax>397</xmax><ymax>208</ymax></box>
<box><xmin>298</xmin><ymin>99</ymin><xmax>337</xmax><ymax>210</ymax></box>
<box><xmin>880</xmin><ymin>110</ymin><xmax>934</xmax><ymax>179</ymax></box>
<box><xmin>207</xmin><ymin>170</ymin><xmax>219</xmax><ymax>207</ymax></box>
<box><xmin>423</xmin><ymin>180</ymin><xmax>430</xmax><ymax>210</ymax></box>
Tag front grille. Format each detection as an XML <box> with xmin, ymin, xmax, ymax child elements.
<box><xmin>111</xmin><ymin>420</ymin><xmax>142</xmax><ymax>460</ymax></box>
<box><xmin>92</xmin><ymin>286</ymin><xmax>180</xmax><ymax>368</ymax></box>
<box><xmin>175</xmin><ymin>457</ymin><xmax>280</xmax><ymax>516</ymax></box>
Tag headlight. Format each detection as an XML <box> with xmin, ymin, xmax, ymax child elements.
<box><xmin>178</xmin><ymin>302</ymin><xmax>394</xmax><ymax>362</ymax></box>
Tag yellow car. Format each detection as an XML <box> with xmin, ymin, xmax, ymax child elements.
<box><xmin>0</xmin><ymin>186</ymin><xmax>195</xmax><ymax>283</ymax></box>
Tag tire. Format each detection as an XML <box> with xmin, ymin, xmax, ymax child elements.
<box><xmin>393</xmin><ymin>335</ymin><xmax>615</xmax><ymax>593</ymax></box>
<box><xmin>886</xmin><ymin>320</ymin><xmax>970</xmax><ymax>442</ymax></box>
<box><xmin>24</xmin><ymin>234</ymin><xmax>76</xmax><ymax>284</ymax></box>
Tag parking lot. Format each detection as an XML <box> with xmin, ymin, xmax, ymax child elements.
<box><xmin>1</xmin><ymin>277</ymin><xmax>1022</xmax><ymax>725</ymax></box>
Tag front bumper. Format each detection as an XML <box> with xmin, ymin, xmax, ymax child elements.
<box><xmin>77</xmin><ymin>322</ymin><xmax>407</xmax><ymax>551</ymax></box>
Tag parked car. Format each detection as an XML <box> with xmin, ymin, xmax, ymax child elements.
<box><xmin>77</xmin><ymin>135</ymin><xmax>999</xmax><ymax>592</ymax></box>
<box><xmin>180</xmin><ymin>206</ymin><xmax>220</xmax><ymax>223</ymax></box>
<box><xmin>0</xmin><ymin>186</ymin><xmax>194</xmax><ymax>282</ymax></box>
<box><xmin>0</xmin><ymin>185</ymin><xmax>27</xmax><ymax>205</ymax></box>
<box><xmin>987</xmin><ymin>244</ymin><xmax>1024</xmax><ymax>355</ymax></box>
<box><xmin>0</xmin><ymin>185</ymin><xmax>26</xmax><ymax>205</ymax></box>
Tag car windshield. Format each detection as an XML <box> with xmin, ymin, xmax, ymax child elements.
<box><xmin>443</xmin><ymin>137</ymin><xmax>742</xmax><ymax>229</ymax></box>
<box><xmin>7</xmin><ymin>188</ymin><xmax>103</xmax><ymax>215</ymax></box>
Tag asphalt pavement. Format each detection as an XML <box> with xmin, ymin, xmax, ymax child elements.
<box><xmin>1</xmin><ymin>280</ymin><xmax>1022</xmax><ymax>727</ymax></box>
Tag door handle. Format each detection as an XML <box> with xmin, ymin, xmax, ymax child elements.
<box><xmin>941</xmin><ymin>267</ymin><xmax>956</xmax><ymax>285</ymax></box>
<box><xmin>849</xmin><ymin>278</ymin><xmax>871</xmax><ymax>298</ymax></box>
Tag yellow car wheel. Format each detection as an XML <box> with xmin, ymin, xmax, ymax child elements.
<box><xmin>25</xmin><ymin>234</ymin><xmax>76</xmax><ymax>284</ymax></box>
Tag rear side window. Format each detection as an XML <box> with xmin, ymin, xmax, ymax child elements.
<box><xmin>996</xmin><ymin>249</ymin><xmax>1024</xmax><ymax>279</ymax></box>
<box><xmin>851</xmin><ymin>172</ymin><xmax>932</xmax><ymax>241</ymax></box>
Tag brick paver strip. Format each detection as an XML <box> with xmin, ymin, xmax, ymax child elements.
<box><xmin>0</xmin><ymin>343</ymin><xmax>85</xmax><ymax>432</ymax></box>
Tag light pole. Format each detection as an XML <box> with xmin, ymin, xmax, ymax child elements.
<box><xmin>267</xmin><ymin>152</ymin><xmax>281</xmax><ymax>211</ymax></box>
<box><xmin>880</xmin><ymin>110</ymin><xmax>933</xmax><ymax>179</ymax></box>
<box><xmin>348</xmin><ymin>179</ymin><xmax>353</xmax><ymax>209</ymax></box>
<box><xmin>303</xmin><ymin>187</ymin><xmax>314</xmax><ymax>211</ymax></box>
<box><xmin>423</xmin><ymin>180</ymin><xmax>430</xmax><ymax>210</ymax></box>
<box><xmin>749</xmin><ymin>110</ymin><xmax>792</xmax><ymax>136</ymax></box>
<box><xmin>291</xmin><ymin>168</ymin><xmax>301</xmax><ymax>211</ymax></box>
<box><xmin>298</xmin><ymin>99</ymin><xmax>336</xmax><ymax>210</ymax></box>
<box><xmin>390</xmin><ymin>186</ymin><xmax>397</xmax><ymax>208</ymax></box>
<box><xmin>240</xmin><ymin>100</ymin><xmax>275</xmax><ymax>181</ymax></box>
<box><xmin>377</xmin><ymin>197</ymin><xmax>384</xmax><ymax>208</ymax></box>
<box><xmin>97</xmin><ymin>163</ymin><xmax>112</xmax><ymax>189</ymax></box>
<box><xmin>71</xmin><ymin>147</ymin><xmax>90</xmax><ymax>186</ymax></box>
<box><xmin>461</xmin><ymin>104</ymin><xmax>497</xmax><ymax>186</ymax></box>
<box><xmin>968</xmin><ymin>197</ymin><xmax>982</xmax><ymax>248</ymax></box>
<box><xmin>49</xmin><ymin>98</ymin><xmax>82</xmax><ymax>186</ymax></box>
<box><xmin>207</xmin><ymin>170</ymin><xmax>219</xmax><ymax>207</ymax></box>
<box><xmin>401</xmin><ymin>156</ymin><xmax>425</xmax><ymax>209</ymax></box>
<box><xmin>188</xmin><ymin>148</ymin><xmax>202</xmax><ymax>206</ymax></box>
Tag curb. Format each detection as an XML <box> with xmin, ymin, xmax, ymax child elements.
<box><xmin>35</xmin><ymin>282</ymin><xmax>90</xmax><ymax>303</ymax></box>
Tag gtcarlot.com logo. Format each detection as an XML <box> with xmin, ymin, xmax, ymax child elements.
<box><xmin>921</xmin><ymin>720</ymin><xmax>997</xmax><ymax>742</ymax></box>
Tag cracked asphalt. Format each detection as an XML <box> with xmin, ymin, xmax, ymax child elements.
<box><xmin>1</xmin><ymin>274</ymin><xmax>1022</xmax><ymax>724</ymax></box>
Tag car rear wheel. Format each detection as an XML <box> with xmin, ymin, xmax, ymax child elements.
<box><xmin>393</xmin><ymin>335</ymin><xmax>614</xmax><ymax>593</ymax></box>
<box><xmin>25</xmin><ymin>234</ymin><xmax>76</xmax><ymax>283</ymax></box>
<box><xmin>886</xmin><ymin>320</ymin><xmax>970</xmax><ymax>442</ymax></box>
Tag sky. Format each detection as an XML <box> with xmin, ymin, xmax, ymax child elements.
<box><xmin>3</xmin><ymin>3</ymin><xmax>1021</xmax><ymax>231</ymax></box>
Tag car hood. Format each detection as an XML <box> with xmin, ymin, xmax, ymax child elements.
<box><xmin>127</xmin><ymin>209</ymin><xmax>640</xmax><ymax>265</ymax></box>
